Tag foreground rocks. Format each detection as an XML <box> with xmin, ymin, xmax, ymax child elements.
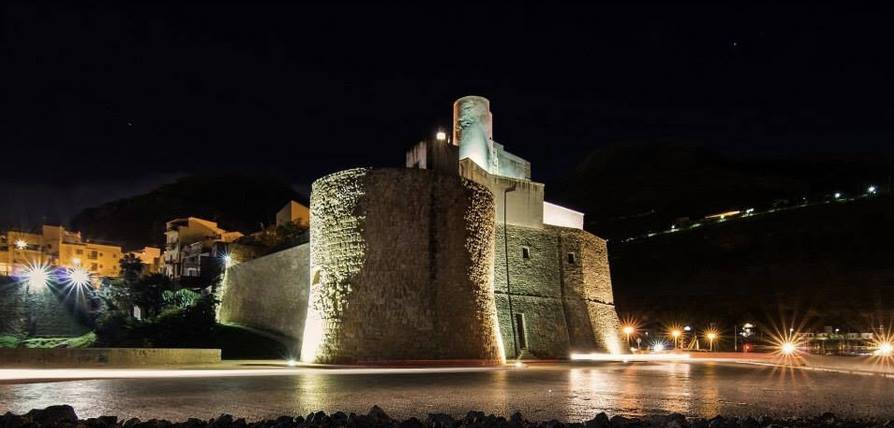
<box><xmin>1</xmin><ymin>406</ymin><xmax>890</xmax><ymax>428</ymax></box>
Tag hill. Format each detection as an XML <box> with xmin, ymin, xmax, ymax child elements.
<box><xmin>550</xmin><ymin>142</ymin><xmax>893</xmax><ymax>239</ymax></box>
<box><xmin>69</xmin><ymin>175</ymin><xmax>303</xmax><ymax>249</ymax></box>
<box><xmin>608</xmin><ymin>193</ymin><xmax>894</xmax><ymax>329</ymax></box>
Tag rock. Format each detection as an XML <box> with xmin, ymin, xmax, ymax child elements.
<box><xmin>308</xmin><ymin>412</ymin><xmax>328</xmax><ymax>427</ymax></box>
<box><xmin>210</xmin><ymin>415</ymin><xmax>234</xmax><ymax>428</ymax></box>
<box><xmin>124</xmin><ymin>418</ymin><xmax>142</xmax><ymax>428</ymax></box>
<box><xmin>426</xmin><ymin>414</ymin><xmax>456</xmax><ymax>428</ymax></box>
<box><xmin>689</xmin><ymin>419</ymin><xmax>709</xmax><ymax>428</ymax></box>
<box><xmin>586</xmin><ymin>413</ymin><xmax>609</xmax><ymax>428</ymax></box>
<box><xmin>463</xmin><ymin>411</ymin><xmax>486</xmax><ymax>426</ymax></box>
<box><xmin>544</xmin><ymin>419</ymin><xmax>563</xmax><ymax>428</ymax></box>
<box><xmin>25</xmin><ymin>405</ymin><xmax>79</xmax><ymax>426</ymax></box>
<box><xmin>821</xmin><ymin>413</ymin><xmax>838</xmax><ymax>425</ymax></box>
<box><xmin>398</xmin><ymin>418</ymin><xmax>423</xmax><ymax>428</ymax></box>
<box><xmin>368</xmin><ymin>407</ymin><xmax>390</xmax><ymax>423</ymax></box>
<box><xmin>609</xmin><ymin>416</ymin><xmax>633</xmax><ymax>428</ymax></box>
<box><xmin>176</xmin><ymin>417</ymin><xmax>207</xmax><ymax>428</ymax></box>
<box><xmin>349</xmin><ymin>415</ymin><xmax>375</xmax><ymax>428</ymax></box>
<box><xmin>509</xmin><ymin>412</ymin><xmax>526</xmax><ymax>428</ymax></box>
<box><xmin>0</xmin><ymin>411</ymin><xmax>28</xmax><ymax>428</ymax></box>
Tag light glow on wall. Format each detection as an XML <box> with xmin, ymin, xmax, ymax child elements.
<box><xmin>542</xmin><ymin>202</ymin><xmax>584</xmax><ymax>230</ymax></box>
<box><xmin>300</xmin><ymin>305</ymin><xmax>325</xmax><ymax>363</ymax></box>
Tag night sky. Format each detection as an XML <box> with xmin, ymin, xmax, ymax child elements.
<box><xmin>3</xmin><ymin>2</ymin><xmax>893</xmax><ymax>226</ymax></box>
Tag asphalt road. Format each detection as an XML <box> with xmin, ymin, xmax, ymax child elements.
<box><xmin>2</xmin><ymin>361</ymin><xmax>893</xmax><ymax>421</ymax></box>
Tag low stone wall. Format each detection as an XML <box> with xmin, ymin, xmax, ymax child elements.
<box><xmin>0</xmin><ymin>348</ymin><xmax>220</xmax><ymax>368</ymax></box>
<box><xmin>218</xmin><ymin>244</ymin><xmax>309</xmax><ymax>354</ymax></box>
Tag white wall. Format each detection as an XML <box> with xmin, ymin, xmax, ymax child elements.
<box><xmin>543</xmin><ymin>202</ymin><xmax>584</xmax><ymax>230</ymax></box>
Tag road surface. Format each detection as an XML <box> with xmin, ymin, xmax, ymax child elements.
<box><xmin>1</xmin><ymin>361</ymin><xmax>893</xmax><ymax>421</ymax></box>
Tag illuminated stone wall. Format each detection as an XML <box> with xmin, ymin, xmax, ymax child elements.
<box><xmin>218</xmin><ymin>244</ymin><xmax>309</xmax><ymax>353</ymax></box>
<box><xmin>0</xmin><ymin>277</ymin><xmax>91</xmax><ymax>338</ymax></box>
<box><xmin>302</xmin><ymin>168</ymin><xmax>504</xmax><ymax>364</ymax></box>
<box><xmin>494</xmin><ymin>224</ymin><xmax>622</xmax><ymax>358</ymax></box>
<box><xmin>0</xmin><ymin>280</ymin><xmax>27</xmax><ymax>337</ymax></box>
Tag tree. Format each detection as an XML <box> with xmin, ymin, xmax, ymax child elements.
<box><xmin>119</xmin><ymin>253</ymin><xmax>144</xmax><ymax>283</ymax></box>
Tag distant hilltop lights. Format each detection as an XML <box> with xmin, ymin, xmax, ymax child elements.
<box><xmin>619</xmin><ymin>183</ymin><xmax>887</xmax><ymax>243</ymax></box>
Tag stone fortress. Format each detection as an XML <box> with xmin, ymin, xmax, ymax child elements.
<box><xmin>219</xmin><ymin>96</ymin><xmax>622</xmax><ymax>364</ymax></box>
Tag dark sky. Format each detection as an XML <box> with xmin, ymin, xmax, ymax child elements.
<box><xmin>2</xmin><ymin>2</ymin><xmax>893</xmax><ymax>226</ymax></box>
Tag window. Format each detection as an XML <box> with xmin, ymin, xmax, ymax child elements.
<box><xmin>567</xmin><ymin>253</ymin><xmax>576</xmax><ymax>264</ymax></box>
<box><xmin>76</xmin><ymin>249</ymin><xmax>83</xmax><ymax>255</ymax></box>
<box><xmin>90</xmin><ymin>263</ymin><xmax>98</xmax><ymax>271</ymax></box>
<box><xmin>515</xmin><ymin>313</ymin><xmax>528</xmax><ymax>350</ymax></box>
<box><xmin>521</xmin><ymin>246</ymin><xmax>530</xmax><ymax>259</ymax></box>
<box><xmin>88</xmin><ymin>251</ymin><xmax>98</xmax><ymax>260</ymax></box>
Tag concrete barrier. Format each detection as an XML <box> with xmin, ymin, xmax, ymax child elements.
<box><xmin>0</xmin><ymin>348</ymin><xmax>221</xmax><ymax>368</ymax></box>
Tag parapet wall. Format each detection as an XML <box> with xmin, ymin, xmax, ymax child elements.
<box><xmin>302</xmin><ymin>168</ymin><xmax>504</xmax><ymax>364</ymax></box>
<box><xmin>218</xmin><ymin>244</ymin><xmax>310</xmax><ymax>352</ymax></box>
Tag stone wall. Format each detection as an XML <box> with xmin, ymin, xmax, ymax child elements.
<box><xmin>303</xmin><ymin>168</ymin><xmax>504</xmax><ymax>364</ymax></box>
<box><xmin>494</xmin><ymin>224</ymin><xmax>622</xmax><ymax>359</ymax></box>
<box><xmin>218</xmin><ymin>244</ymin><xmax>309</xmax><ymax>353</ymax></box>
<box><xmin>0</xmin><ymin>278</ymin><xmax>91</xmax><ymax>338</ymax></box>
<box><xmin>0</xmin><ymin>279</ymin><xmax>27</xmax><ymax>337</ymax></box>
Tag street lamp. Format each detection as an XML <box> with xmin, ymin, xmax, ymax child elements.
<box><xmin>14</xmin><ymin>239</ymin><xmax>27</xmax><ymax>250</ymax></box>
<box><xmin>706</xmin><ymin>331</ymin><xmax>718</xmax><ymax>352</ymax></box>
<box><xmin>671</xmin><ymin>329</ymin><xmax>682</xmax><ymax>349</ymax></box>
<box><xmin>623</xmin><ymin>325</ymin><xmax>635</xmax><ymax>348</ymax></box>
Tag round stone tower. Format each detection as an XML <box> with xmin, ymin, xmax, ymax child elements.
<box><xmin>301</xmin><ymin>167</ymin><xmax>504</xmax><ymax>364</ymax></box>
<box><xmin>453</xmin><ymin>95</ymin><xmax>494</xmax><ymax>172</ymax></box>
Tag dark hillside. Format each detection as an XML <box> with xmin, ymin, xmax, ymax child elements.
<box><xmin>551</xmin><ymin>142</ymin><xmax>893</xmax><ymax>239</ymax></box>
<box><xmin>70</xmin><ymin>175</ymin><xmax>303</xmax><ymax>249</ymax></box>
<box><xmin>609</xmin><ymin>193</ymin><xmax>894</xmax><ymax>328</ymax></box>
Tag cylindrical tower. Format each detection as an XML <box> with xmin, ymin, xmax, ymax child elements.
<box><xmin>301</xmin><ymin>167</ymin><xmax>504</xmax><ymax>364</ymax></box>
<box><xmin>453</xmin><ymin>96</ymin><xmax>493</xmax><ymax>172</ymax></box>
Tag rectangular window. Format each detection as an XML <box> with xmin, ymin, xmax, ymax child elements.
<box><xmin>521</xmin><ymin>246</ymin><xmax>530</xmax><ymax>259</ymax></box>
<box><xmin>88</xmin><ymin>251</ymin><xmax>98</xmax><ymax>260</ymax></box>
<box><xmin>90</xmin><ymin>263</ymin><xmax>98</xmax><ymax>271</ymax></box>
<box><xmin>515</xmin><ymin>313</ymin><xmax>528</xmax><ymax>350</ymax></box>
<box><xmin>567</xmin><ymin>253</ymin><xmax>576</xmax><ymax>264</ymax></box>
<box><xmin>76</xmin><ymin>249</ymin><xmax>83</xmax><ymax>255</ymax></box>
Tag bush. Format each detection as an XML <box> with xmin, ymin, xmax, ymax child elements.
<box><xmin>0</xmin><ymin>335</ymin><xmax>21</xmax><ymax>348</ymax></box>
<box><xmin>21</xmin><ymin>332</ymin><xmax>96</xmax><ymax>349</ymax></box>
<box><xmin>162</xmin><ymin>288</ymin><xmax>202</xmax><ymax>309</ymax></box>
